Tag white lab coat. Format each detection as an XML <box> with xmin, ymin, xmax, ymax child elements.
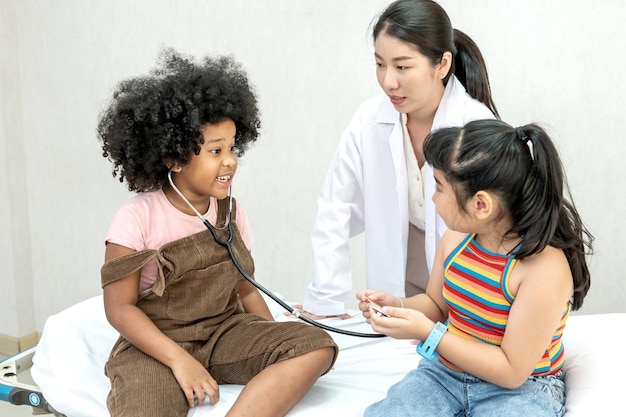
<box><xmin>304</xmin><ymin>76</ymin><xmax>495</xmax><ymax>315</ymax></box>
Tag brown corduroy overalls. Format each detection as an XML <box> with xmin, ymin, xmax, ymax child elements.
<box><xmin>101</xmin><ymin>198</ymin><xmax>338</xmax><ymax>417</ymax></box>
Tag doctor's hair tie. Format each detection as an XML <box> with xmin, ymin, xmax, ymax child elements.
<box><xmin>515</xmin><ymin>126</ymin><xmax>534</xmax><ymax>161</ymax></box>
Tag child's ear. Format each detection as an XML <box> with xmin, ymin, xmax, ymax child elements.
<box><xmin>164</xmin><ymin>160</ymin><xmax>182</xmax><ymax>173</ymax></box>
<box><xmin>471</xmin><ymin>191</ymin><xmax>495</xmax><ymax>220</ymax></box>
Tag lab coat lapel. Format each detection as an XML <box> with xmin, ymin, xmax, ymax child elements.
<box><xmin>367</xmin><ymin>99</ymin><xmax>408</xmax><ymax>278</ymax></box>
<box><xmin>376</xmin><ymin>98</ymin><xmax>405</xmax><ymax>194</ymax></box>
<box><xmin>432</xmin><ymin>77</ymin><xmax>466</xmax><ymax>131</ymax></box>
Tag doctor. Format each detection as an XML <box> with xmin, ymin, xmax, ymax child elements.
<box><xmin>303</xmin><ymin>0</ymin><xmax>499</xmax><ymax>317</ymax></box>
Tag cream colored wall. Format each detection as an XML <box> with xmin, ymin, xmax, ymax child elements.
<box><xmin>1</xmin><ymin>0</ymin><xmax>624</xmax><ymax>338</ymax></box>
<box><xmin>1</xmin><ymin>0</ymin><xmax>36</xmax><ymax>338</ymax></box>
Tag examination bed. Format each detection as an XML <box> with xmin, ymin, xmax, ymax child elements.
<box><xmin>1</xmin><ymin>294</ymin><xmax>624</xmax><ymax>416</ymax></box>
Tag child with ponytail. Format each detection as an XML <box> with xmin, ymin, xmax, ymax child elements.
<box><xmin>358</xmin><ymin>119</ymin><xmax>592</xmax><ymax>416</ymax></box>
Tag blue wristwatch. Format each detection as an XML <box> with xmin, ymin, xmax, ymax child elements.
<box><xmin>416</xmin><ymin>322</ymin><xmax>447</xmax><ymax>360</ymax></box>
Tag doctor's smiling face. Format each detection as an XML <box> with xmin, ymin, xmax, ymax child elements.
<box><xmin>374</xmin><ymin>29</ymin><xmax>451</xmax><ymax>118</ymax></box>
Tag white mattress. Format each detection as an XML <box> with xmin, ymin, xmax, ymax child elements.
<box><xmin>31</xmin><ymin>295</ymin><xmax>625</xmax><ymax>416</ymax></box>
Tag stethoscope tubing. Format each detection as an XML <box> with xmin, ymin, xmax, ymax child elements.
<box><xmin>167</xmin><ymin>171</ymin><xmax>385</xmax><ymax>338</ymax></box>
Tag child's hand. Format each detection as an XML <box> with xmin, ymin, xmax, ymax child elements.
<box><xmin>355</xmin><ymin>290</ymin><xmax>400</xmax><ymax>321</ymax></box>
<box><xmin>170</xmin><ymin>352</ymin><xmax>219</xmax><ymax>407</ymax></box>
<box><xmin>368</xmin><ymin>306</ymin><xmax>432</xmax><ymax>341</ymax></box>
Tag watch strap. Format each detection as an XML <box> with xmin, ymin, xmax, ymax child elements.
<box><xmin>416</xmin><ymin>321</ymin><xmax>447</xmax><ymax>360</ymax></box>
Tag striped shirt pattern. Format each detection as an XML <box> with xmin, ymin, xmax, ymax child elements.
<box><xmin>440</xmin><ymin>234</ymin><xmax>569</xmax><ymax>376</ymax></box>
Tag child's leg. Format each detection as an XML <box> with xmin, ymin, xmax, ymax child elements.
<box><xmin>105</xmin><ymin>343</ymin><xmax>189</xmax><ymax>417</ymax></box>
<box><xmin>207</xmin><ymin>315</ymin><xmax>338</xmax><ymax>416</ymax></box>
<box><xmin>364</xmin><ymin>359</ymin><xmax>464</xmax><ymax>417</ymax></box>
<box><xmin>470</xmin><ymin>372</ymin><xmax>566</xmax><ymax>417</ymax></box>
<box><xmin>226</xmin><ymin>346</ymin><xmax>335</xmax><ymax>417</ymax></box>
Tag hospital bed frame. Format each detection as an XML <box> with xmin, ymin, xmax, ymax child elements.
<box><xmin>0</xmin><ymin>346</ymin><xmax>63</xmax><ymax>416</ymax></box>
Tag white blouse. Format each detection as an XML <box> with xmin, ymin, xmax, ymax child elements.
<box><xmin>401</xmin><ymin>112</ymin><xmax>427</xmax><ymax>230</ymax></box>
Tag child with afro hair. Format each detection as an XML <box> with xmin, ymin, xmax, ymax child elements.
<box><xmin>97</xmin><ymin>49</ymin><xmax>337</xmax><ymax>417</ymax></box>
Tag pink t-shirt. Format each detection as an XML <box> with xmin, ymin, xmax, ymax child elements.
<box><xmin>105</xmin><ymin>189</ymin><xmax>254</xmax><ymax>291</ymax></box>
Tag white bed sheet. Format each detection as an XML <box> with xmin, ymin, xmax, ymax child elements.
<box><xmin>31</xmin><ymin>295</ymin><xmax>624</xmax><ymax>416</ymax></box>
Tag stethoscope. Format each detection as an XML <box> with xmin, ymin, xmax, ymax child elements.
<box><xmin>167</xmin><ymin>170</ymin><xmax>385</xmax><ymax>338</ymax></box>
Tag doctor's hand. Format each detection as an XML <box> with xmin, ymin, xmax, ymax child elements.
<box><xmin>170</xmin><ymin>352</ymin><xmax>220</xmax><ymax>407</ymax></box>
<box><xmin>283</xmin><ymin>304</ymin><xmax>352</xmax><ymax>320</ymax></box>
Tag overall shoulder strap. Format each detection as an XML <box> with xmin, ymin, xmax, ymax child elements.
<box><xmin>101</xmin><ymin>249</ymin><xmax>157</xmax><ymax>288</ymax></box>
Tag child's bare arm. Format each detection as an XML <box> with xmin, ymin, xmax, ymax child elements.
<box><xmin>371</xmin><ymin>230</ymin><xmax>463</xmax><ymax>323</ymax></box>
<box><xmin>238</xmin><ymin>279</ymin><xmax>273</xmax><ymax>321</ymax></box>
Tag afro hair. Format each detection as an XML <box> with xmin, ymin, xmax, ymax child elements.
<box><xmin>98</xmin><ymin>48</ymin><xmax>261</xmax><ymax>192</ymax></box>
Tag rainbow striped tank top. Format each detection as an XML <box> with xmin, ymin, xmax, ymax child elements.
<box><xmin>440</xmin><ymin>234</ymin><xmax>569</xmax><ymax>376</ymax></box>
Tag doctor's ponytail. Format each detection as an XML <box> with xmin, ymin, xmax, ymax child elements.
<box><xmin>452</xmin><ymin>29</ymin><xmax>499</xmax><ymax>118</ymax></box>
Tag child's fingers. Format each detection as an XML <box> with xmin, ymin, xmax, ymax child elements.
<box><xmin>191</xmin><ymin>383</ymin><xmax>219</xmax><ymax>407</ymax></box>
<box><xmin>356</xmin><ymin>290</ymin><xmax>371</xmax><ymax>303</ymax></box>
<box><xmin>186</xmin><ymin>388</ymin><xmax>196</xmax><ymax>407</ymax></box>
<box><xmin>203</xmin><ymin>384</ymin><xmax>220</xmax><ymax>405</ymax></box>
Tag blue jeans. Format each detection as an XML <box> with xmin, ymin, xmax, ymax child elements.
<box><xmin>364</xmin><ymin>357</ymin><xmax>565</xmax><ymax>417</ymax></box>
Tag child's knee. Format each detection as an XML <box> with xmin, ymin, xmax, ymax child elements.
<box><xmin>318</xmin><ymin>345</ymin><xmax>338</xmax><ymax>375</ymax></box>
<box><xmin>297</xmin><ymin>327</ymin><xmax>338</xmax><ymax>374</ymax></box>
<box><xmin>297</xmin><ymin>344</ymin><xmax>337</xmax><ymax>376</ymax></box>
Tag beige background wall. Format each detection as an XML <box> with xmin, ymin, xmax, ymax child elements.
<box><xmin>1</xmin><ymin>0</ymin><xmax>624</xmax><ymax>339</ymax></box>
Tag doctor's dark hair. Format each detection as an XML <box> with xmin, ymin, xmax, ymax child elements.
<box><xmin>423</xmin><ymin>119</ymin><xmax>592</xmax><ymax>310</ymax></box>
<box><xmin>97</xmin><ymin>48</ymin><xmax>261</xmax><ymax>192</ymax></box>
<box><xmin>372</xmin><ymin>0</ymin><xmax>499</xmax><ymax>118</ymax></box>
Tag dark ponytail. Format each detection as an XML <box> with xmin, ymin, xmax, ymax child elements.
<box><xmin>372</xmin><ymin>0</ymin><xmax>499</xmax><ymax>118</ymax></box>
<box><xmin>424</xmin><ymin>119</ymin><xmax>592</xmax><ymax>310</ymax></box>
<box><xmin>452</xmin><ymin>29</ymin><xmax>499</xmax><ymax>118</ymax></box>
<box><xmin>511</xmin><ymin>124</ymin><xmax>592</xmax><ymax>310</ymax></box>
